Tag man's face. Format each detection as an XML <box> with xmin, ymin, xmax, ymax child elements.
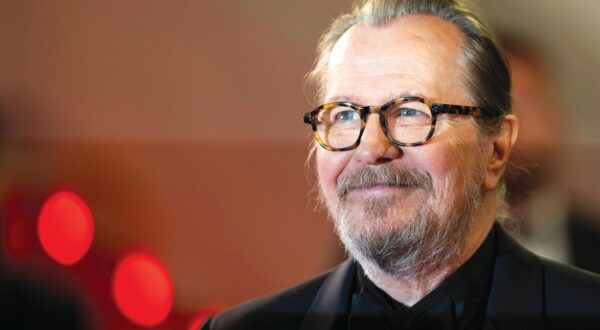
<box><xmin>316</xmin><ymin>15</ymin><xmax>487</xmax><ymax>277</ymax></box>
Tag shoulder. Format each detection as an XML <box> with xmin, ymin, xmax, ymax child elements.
<box><xmin>493</xmin><ymin>223</ymin><xmax>600</xmax><ymax>319</ymax></box>
<box><xmin>200</xmin><ymin>269</ymin><xmax>332</xmax><ymax>330</ymax></box>
<box><xmin>541</xmin><ymin>258</ymin><xmax>600</xmax><ymax>315</ymax></box>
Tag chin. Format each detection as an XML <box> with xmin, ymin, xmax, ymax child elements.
<box><xmin>334</xmin><ymin>201</ymin><xmax>471</xmax><ymax>279</ymax></box>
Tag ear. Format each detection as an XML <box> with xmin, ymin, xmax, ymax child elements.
<box><xmin>483</xmin><ymin>114</ymin><xmax>519</xmax><ymax>191</ymax></box>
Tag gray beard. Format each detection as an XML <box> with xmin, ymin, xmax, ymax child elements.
<box><xmin>322</xmin><ymin>163</ymin><xmax>483</xmax><ymax>280</ymax></box>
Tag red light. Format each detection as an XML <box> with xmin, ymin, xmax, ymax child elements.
<box><xmin>112</xmin><ymin>252</ymin><xmax>174</xmax><ymax>327</ymax></box>
<box><xmin>37</xmin><ymin>190</ymin><xmax>95</xmax><ymax>265</ymax></box>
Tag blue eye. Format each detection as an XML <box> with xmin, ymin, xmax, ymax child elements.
<box><xmin>399</xmin><ymin>108</ymin><xmax>423</xmax><ymax>117</ymax></box>
<box><xmin>336</xmin><ymin>110</ymin><xmax>359</xmax><ymax>122</ymax></box>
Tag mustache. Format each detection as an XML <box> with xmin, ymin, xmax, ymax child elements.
<box><xmin>336</xmin><ymin>164</ymin><xmax>434</xmax><ymax>199</ymax></box>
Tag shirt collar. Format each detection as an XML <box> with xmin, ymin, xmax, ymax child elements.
<box><xmin>352</xmin><ymin>225</ymin><xmax>497</xmax><ymax>322</ymax></box>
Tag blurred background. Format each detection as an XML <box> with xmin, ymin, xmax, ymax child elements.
<box><xmin>0</xmin><ymin>0</ymin><xmax>598</xmax><ymax>329</ymax></box>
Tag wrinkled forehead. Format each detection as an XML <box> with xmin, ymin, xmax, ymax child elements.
<box><xmin>325</xmin><ymin>15</ymin><xmax>467</xmax><ymax>103</ymax></box>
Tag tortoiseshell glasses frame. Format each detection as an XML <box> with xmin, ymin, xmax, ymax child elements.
<box><xmin>303</xmin><ymin>96</ymin><xmax>487</xmax><ymax>151</ymax></box>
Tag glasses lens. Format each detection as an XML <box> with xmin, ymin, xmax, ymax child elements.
<box><xmin>385</xmin><ymin>100</ymin><xmax>433</xmax><ymax>144</ymax></box>
<box><xmin>316</xmin><ymin>105</ymin><xmax>361</xmax><ymax>149</ymax></box>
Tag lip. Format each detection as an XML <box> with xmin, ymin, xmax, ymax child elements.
<box><xmin>349</xmin><ymin>184</ymin><xmax>411</xmax><ymax>197</ymax></box>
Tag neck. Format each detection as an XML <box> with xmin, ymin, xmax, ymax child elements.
<box><xmin>360</xmin><ymin>193</ymin><xmax>496</xmax><ymax>306</ymax></box>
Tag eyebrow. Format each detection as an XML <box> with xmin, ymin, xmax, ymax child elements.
<box><xmin>324</xmin><ymin>91</ymin><xmax>429</xmax><ymax>105</ymax></box>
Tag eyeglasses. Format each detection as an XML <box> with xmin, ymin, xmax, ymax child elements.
<box><xmin>303</xmin><ymin>96</ymin><xmax>488</xmax><ymax>151</ymax></box>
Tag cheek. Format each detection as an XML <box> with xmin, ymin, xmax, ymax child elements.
<box><xmin>316</xmin><ymin>149</ymin><xmax>351</xmax><ymax>198</ymax></box>
<box><xmin>416</xmin><ymin>148</ymin><xmax>455</xmax><ymax>198</ymax></box>
<box><xmin>419</xmin><ymin>126</ymin><xmax>481</xmax><ymax>201</ymax></box>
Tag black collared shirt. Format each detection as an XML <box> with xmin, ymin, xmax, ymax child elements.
<box><xmin>348</xmin><ymin>226</ymin><xmax>497</xmax><ymax>330</ymax></box>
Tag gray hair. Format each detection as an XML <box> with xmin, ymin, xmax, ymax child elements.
<box><xmin>306</xmin><ymin>0</ymin><xmax>513</xmax><ymax>223</ymax></box>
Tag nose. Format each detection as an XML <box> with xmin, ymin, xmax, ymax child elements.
<box><xmin>353</xmin><ymin>114</ymin><xmax>402</xmax><ymax>165</ymax></box>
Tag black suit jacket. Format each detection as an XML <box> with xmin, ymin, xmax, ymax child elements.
<box><xmin>568</xmin><ymin>210</ymin><xmax>600</xmax><ymax>273</ymax></box>
<box><xmin>201</xmin><ymin>225</ymin><xmax>600</xmax><ymax>329</ymax></box>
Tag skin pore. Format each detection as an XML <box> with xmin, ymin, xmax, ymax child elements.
<box><xmin>316</xmin><ymin>15</ymin><xmax>518</xmax><ymax>306</ymax></box>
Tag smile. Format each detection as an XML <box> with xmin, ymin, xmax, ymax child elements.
<box><xmin>348</xmin><ymin>183</ymin><xmax>415</xmax><ymax>197</ymax></box>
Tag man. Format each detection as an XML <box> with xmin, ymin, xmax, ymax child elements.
<box><xmin>201</xmin><ymin>0</ymin><xmax>600</xmax><ymax>329</ymax></box>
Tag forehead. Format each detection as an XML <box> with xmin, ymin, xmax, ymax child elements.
<box><xmin>325</xmin><ymin>15</ymin><xmax>468</xmax><ymax>104</ymax></box>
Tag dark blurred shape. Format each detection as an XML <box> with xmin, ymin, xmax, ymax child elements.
<box><xmin>0</xmin><ymin>269</ymin><xmax>88</xmax><ymax>329</ymax></box>
<box><xmin>502</xmin><ymin>35</ymin><xmax>600</xmax><ymax>273</ymax></box>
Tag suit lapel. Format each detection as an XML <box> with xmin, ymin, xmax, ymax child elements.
<box><xmin>300</xmin><ymin>258</ymin><xmax>356</xmax><ymax>330</ymax></box>
<box><xmin>485</xmin><ymin>224</ymin><xmax>544</xmax><ymax>329</ymax></box>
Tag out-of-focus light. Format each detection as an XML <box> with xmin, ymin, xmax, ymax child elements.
<box><xmin>112</xmin><ymin>252</ymin><xmax>174</xmax><ymax>327</ymax></box>
<box><xmin>5</xmin><ymin>192</ymin><xmax>34</xmax><ymax>256</ymax></box>
<box><xmin>188</xmin><ymin>306</ymin><xmax>223</xmax><ymax>330</ymax></box>
<box><xmin>37</xmin><ymin>190</ymin><xmax>95</xmax><ymax>265</ymax></box>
